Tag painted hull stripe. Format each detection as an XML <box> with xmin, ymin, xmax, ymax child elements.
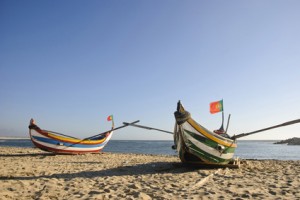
<box><xmin>188</xmin><ymin>144</ymin><xmax>228</xmax><ymax>163</ymax></box>
<box><xmin>31</xmin><ymin>135</ymin><xmax>104</xmax><ymax>148</ymax></box>
<box><xmin>31</xmin><ymin>129</ymin><xmax>108</xmax><ymax>144</ymax></box>
<box><xmin>29</xmin><ymin>128</ymin><xmax>113</xmax><ymax>153</ymax></box>
<box><xmin>185</xmin><ymin>119</ymin><xmax>237</xmax><ymax>148</ymax></box>
<box><xmin>31</xmin><ymin>138</ymin><xmax>105</xmax><ymax>151</ymax></box>
<box><xmin>48</xmin><ymin>132</ymin><xmax>107</xmax><ymax>144</ymax></box>
<box><xmin>184</xmin><ymin>132</ymin><xmax>234</xmax><ymax>160</ymax></box>
<box><xmin>32</xmin><ymin>140</ymin><xmax>102</xmax><ymax>154</ymax></box>
<box><xmin>183</xmin><ymin>129</ymin><xmax>236</xmax><ymax>153</ymax></box>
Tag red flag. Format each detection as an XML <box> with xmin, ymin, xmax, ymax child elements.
<box><xmin>107</xmin><ymin>115</ymin><xmax>113</xmax><ymax>121</ymax></box>
<box><xmin>210</xmin><ymin>100</ymin><xmax>223</xmax><ymax>114</ymax></box>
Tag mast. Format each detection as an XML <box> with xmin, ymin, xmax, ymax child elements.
<box><xmin>219</xmin><ymin>111</ymin><xmax>225</xmax><ymax>131</ymax></box>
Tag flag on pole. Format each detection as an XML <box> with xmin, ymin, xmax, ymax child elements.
<box><xmin>107</xmin><ymin>115</ymin><xmax>113</xmax><ymax>121</ymax></box>
<box><xmin>210</xmin><ymin>100</ymin><xmax>223</xmax><ymax>114</ymax></box>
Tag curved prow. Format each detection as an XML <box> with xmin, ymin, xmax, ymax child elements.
<box><xmin>30</xmin><ymin>118</ymin><xmax>35</xmax><ymax>125</ymax></box>
<box><xmin>177</xmin><ymin>100</ymin><xmax>185</xmax><ymax>113</ymax></box>
<box><xmin>174</xmin><ymin>101</ymin><xmax>191</xmax><ymax>125</ymax></box>
<box><xmin>28</xmin><ymin>118</ymin><xmax>39</xmax><ymax>130</ymax></box>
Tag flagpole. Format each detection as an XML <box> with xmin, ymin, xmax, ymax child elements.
<box><xmin>220</xmin><ymin>111</ymin><xmax>224</xmax><ymax>131</ymax></box>
<box><xmin>107</xmin><ymin>115</ymin><xmax>114</xmax><ymax>129</ymax></box>
<box><xmin>220</xmin><ymin>99</ymin><xmax>224</xmax><ymax>131</ymax></box>
<box><xmin>225</xmin><ymin>114</ymin><xmax>231</xmax><ymax>134</ymax></box>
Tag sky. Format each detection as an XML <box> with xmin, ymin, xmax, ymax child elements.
<box><xmin>0</xmin><ymin>0</ymin><xmax>299</xmax><ymax>140</ymax></box>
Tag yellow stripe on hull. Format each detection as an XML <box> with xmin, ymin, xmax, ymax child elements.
<box><xmin>187</xmin><ymin>118</ymin><xmax>237</xmax><ymax>148</ymax></box>
<box><xmin>48</xmin><ymin>132</ymin><xmax>107</xmax><ymax>144</ymax></box>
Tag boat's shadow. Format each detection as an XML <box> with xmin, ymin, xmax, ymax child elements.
<box><xmin>0</xmin><ymin>161</ymin><xmax>219</xmax><ymax>181</ymax></box>
<box><xmin>0</xmin><ymin>152</ymin><xmax>56</xmax><ymax>157</ymax></box>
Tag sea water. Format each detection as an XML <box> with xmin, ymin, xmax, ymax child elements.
<box><xmin>0</xmin><ymin>139</ymin><xmax>299</xmax><ymax>160</ymax></box>
<box><xmin>235</xmin><ymin>140</ymin><xmax>300</xmax><ymax>160</ymax></box>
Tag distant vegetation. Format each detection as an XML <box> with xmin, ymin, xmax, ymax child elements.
<box><xmin>274</xmin><ymin>137</ymin><xmax>300</xmax><ymax>145</ymax></box>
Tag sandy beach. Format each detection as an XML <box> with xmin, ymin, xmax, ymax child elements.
<box><xmin>0</xmin><ymin>147</ymin><xmax>299</xmax><ymax>200</ymax></box>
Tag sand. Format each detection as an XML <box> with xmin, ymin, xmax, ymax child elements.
<box><xmin>0</xmin><ymin>147</ymin><xmax>299</xmax><ymax>200</ymax></box>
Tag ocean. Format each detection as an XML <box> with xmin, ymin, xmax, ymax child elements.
<box><xmin>0</xmin><ymin>139</ymin><xmax>299</xmax><ymax>160</ymax></box>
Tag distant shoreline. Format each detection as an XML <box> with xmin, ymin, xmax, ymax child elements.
<box><xmin>0</xmin><ymin>137</ymin><xmax>30</xmax><ymax>140</ymax></box>
<box><xmin>0</xmin><ymin>137</ymin><xmax>281</xmax><ymax>141</ymax></box>
<box><xmin>274</xmin><ymin>137</ymin><xmax>300</xmax><ymax>145</ymax></box>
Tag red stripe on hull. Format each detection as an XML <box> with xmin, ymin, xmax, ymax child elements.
<box><xmin>31</xmin><ymin>128</ymin><xmax>110</xmax><ymax>145</ymax></box>
<box><xmin>31</xmin><ymin>140</ymin><xmax>102</xmax><ymax>154</ymax></box>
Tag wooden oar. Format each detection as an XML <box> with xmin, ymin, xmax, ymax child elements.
<box><xmin>231</xmin><ymin>119</ymin><xmax>300</xmax><ymax>140</ymax></box>
<box><xmin>43</xmin><ymin>120</ymin><xmax>139</xmax><ymax>141</ymax></box>
<box><xmin>83</xmin><ymin>120</ymin><xmax>140</xmax><ymax>140</ymax></box>
<box><xmin>43</xmin><ymin>129</ymin><xmax>81</xmax><ymax>140</ymax></box>
<box><xmin>63</xmin><ymin>120</ymin><xmax>139</xmax><ymax>149</ymax></box>
<box><xmin>123</xmin><ymin>122</ymin><xmax>173</xmax><ymax>134</ymax></box>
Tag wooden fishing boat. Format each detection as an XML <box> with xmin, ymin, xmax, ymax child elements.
<box><xmin>174</xmin><ymin>101</ymin><xmax>237</xmax><ymax>164</ymax></box>
<box><xmin>123</xmin><ymin>101</ymin><xmax>299</xmax><ymax>167</ymax></box>
<box><xmin>28</xmin><ymin>119</ymin><xmax>114</xmax><ymax>154</ymax></box>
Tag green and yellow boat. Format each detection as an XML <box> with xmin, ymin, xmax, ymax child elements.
<box><xmin>174</xmin><ymin>101</ymin><xmax>237</xmax><ymax>165</ymax></box>
<box><xmin>124</xmin><ymin>101</ymin><xmax>299</xmax><ymax>167</ymax></box>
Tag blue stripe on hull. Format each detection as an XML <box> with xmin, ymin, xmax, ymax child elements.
<box><xmin>32</xmin><ymin>136</ymin><xmax>104</xmax><ymax>148</ymax></box>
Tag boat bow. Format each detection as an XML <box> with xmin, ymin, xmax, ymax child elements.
<box><xmin>174</xmin><ymin>101</ymin><xmax>237</xmax><ymax>164</ymax></box>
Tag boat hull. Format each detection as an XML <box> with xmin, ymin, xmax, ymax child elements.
<box><xmin>29</xmin><ymin>127</ymin><xmax>113</xmax><ymax>154</ymax></box>
<box><xmin>174</xmin><ymin>102</ymin><xmax>237</xmax><ymax>164</ymax></box>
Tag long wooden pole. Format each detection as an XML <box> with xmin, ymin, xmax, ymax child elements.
<box><xmin>225</xmin><ymin>114</ymin><xmax>231</xmax><ymax>134</ymax></box>
<box><xmin>231</xmin><ymin>119</ymin><xmax>300</xmax><ymax>140</ymax></box>
<box><xmin>123</xmin><ymin>122</ymin><xmax>173</xmax><ymax>134</ymax></box>
<box><xmin>43</xmin><ymin>129</ymin><xmax>81</xmax><ymax>139</ymax></box>
<box><xmin>83</xmin><ymin>120</ymin><xmax>140</xmax><ymax>140</ymax></box>
<box><xmin>63</xmin><ymin>120</ymin><xmax>140</xmax><ymax>149</ymax></box>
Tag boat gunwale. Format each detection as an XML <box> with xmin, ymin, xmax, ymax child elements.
<box><xmin>30</xmin><ymin>127</ymin><xmax>110</xmax><ymax>145</ymax></box>
<box><xmin>186</xmin><ymin>118</ymin><xmax>237</xmax><ymax>148</ymax></box>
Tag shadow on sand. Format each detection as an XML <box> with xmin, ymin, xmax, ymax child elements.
<box><xmin>0</xmin><ymin>160</ymin><xmax>218</xmax><ymax>181</ymax></box>
<box><xmin>0</xmin><ymin>152</ymin><xmax>56</xmax><ymax>157</ymax></box>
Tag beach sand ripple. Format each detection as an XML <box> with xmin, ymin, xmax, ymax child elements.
<box><xmin>0</xmin><ymin>147</ymin><xmax>299</xmax><ymax>199</ymax></box>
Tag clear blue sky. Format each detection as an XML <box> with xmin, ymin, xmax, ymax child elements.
<box><xmin>1</xmin><ymin>0</ymin><xmax>299</xmax><ymax>140</ymax></box>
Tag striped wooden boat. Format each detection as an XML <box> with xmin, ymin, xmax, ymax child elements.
<box><xmin>28</xmin><ymin>119</ymin><xmax>113</xmax><ymax>154</ymax></box>
<box><xmin>174</xmin><ymin>101</ymin><xmax>237</xmax><ymax>164</ymax></box>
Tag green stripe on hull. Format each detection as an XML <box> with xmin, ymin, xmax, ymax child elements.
<box><xmin>187</xmin><ymin>141</ymin><xmax>230</xmax><ymax>164</ymax></box>
<box><xmin>184</xmin><ymin>129</ymin><xmax>236</xmax><ymax>153</ymax></box>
